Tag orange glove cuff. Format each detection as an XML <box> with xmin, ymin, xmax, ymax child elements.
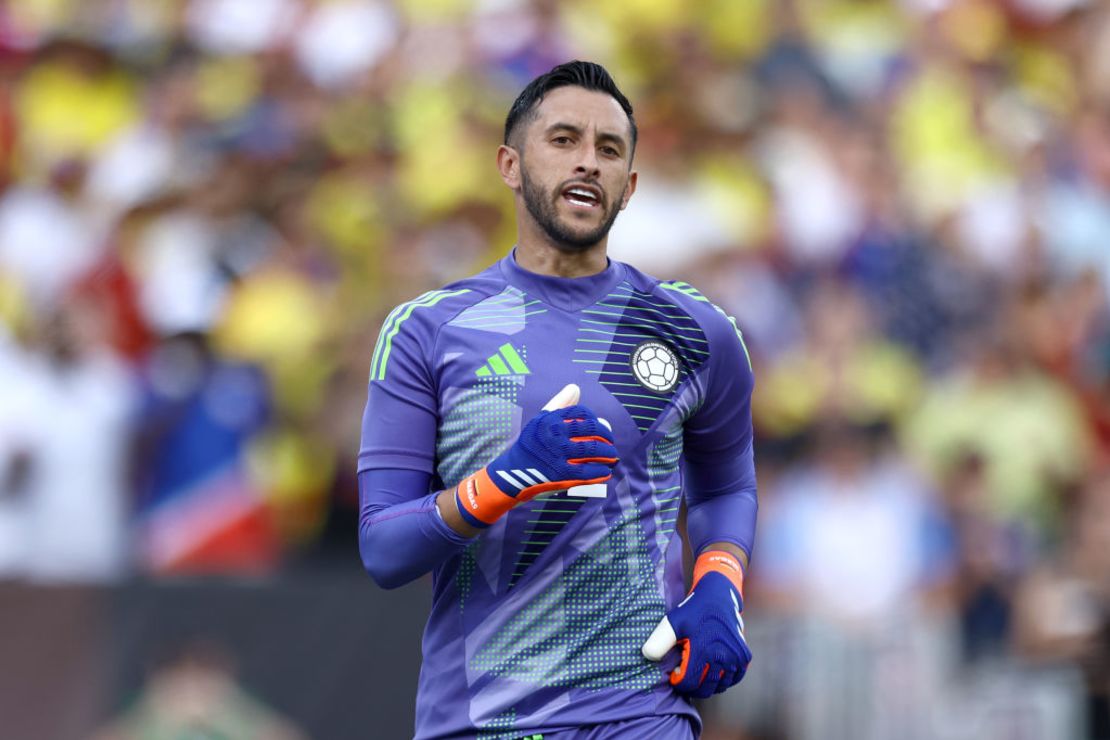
<box><xmin>692</xmin><ymin>550</ymin><xmax>744</xmax><ymax>596</ymax></box>
<box><xmin>455</xmin><ymin>468</ymin><xmax>519</xmax><ymax>526</ymax></box>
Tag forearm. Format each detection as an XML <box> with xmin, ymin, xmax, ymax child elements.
<box><xmin>686</xmin><ymin>489</ymin><xmax>757</xmax><ymax>565</ymax></box>
<box><xmin>683</xmin><ymin>445</ymin><xmax>758</xmax><ymax>567</ymax></box>
<box><xmin>359</xmin><ymin>469</ymin><xmax>474</xmax><ymax>589</ymax></box>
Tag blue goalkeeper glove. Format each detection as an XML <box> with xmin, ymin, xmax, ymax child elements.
<box><xmin>455</xmin><ymin>384</ymin><xmax>618</xmax><ymax>528</ymax></box>
<box><xmin>642</xmin><ymin>550</ymin><xmax>752</xmax><ymax>698</ymax></box>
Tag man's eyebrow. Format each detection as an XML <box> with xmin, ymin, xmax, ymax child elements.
<box><xmin>545</xmin><ymin>122</ymin><xmax>584</xmax><ymax>137</ymax></box>
<box><xmin>544</xmin><ymin>122</ymin><xmax>628</xmax><ymax>150</ymax></box>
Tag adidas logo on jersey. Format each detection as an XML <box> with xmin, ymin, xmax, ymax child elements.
<box><xmin>475</xmin><ymin>343</ymin><xmax>531</xmax><ymax>377</ymax></box>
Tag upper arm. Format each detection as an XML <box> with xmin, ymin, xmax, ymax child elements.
<box><xmin>683</xmin><ymin>306</ymin><xmax>755</xmax><ymax>467</ymax></box>
<box><xmin>358</xmin><ymin>295</ymin><xmax>446</xmax><ymax>475</ymax></box>
<box><xmin>680</xmin><ymin>305</ymin><xmax>758</xmax><ymax>556</ymax></box>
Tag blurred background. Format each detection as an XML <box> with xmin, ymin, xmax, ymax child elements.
<box><xmin>0</xmin><ymin>0</ymin><xmax>1107</xmax><ymax>737</ymax></box>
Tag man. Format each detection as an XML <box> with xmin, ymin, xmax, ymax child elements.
<box><xmin>358</xmin><ymin>61</ymin><xmax>757</xmax><ymax>739</ymax></box>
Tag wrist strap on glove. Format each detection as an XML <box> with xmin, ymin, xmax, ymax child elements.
<box><xmin>455</xmin><ymin>468</ymin><xmax>520</xmax><ymax>528</ymax></box>
<box><xmin>692</xmin><ymin>549</ymin><xmax>745</xmax><ymax>595</ymax></box>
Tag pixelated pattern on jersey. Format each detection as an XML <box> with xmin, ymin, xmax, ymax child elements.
<box><xmin>475</xmin><ymin>708</ymin><xmax>517</xmax><ymax>740</ymax></box>
<box><xmin>458</xmin><ymin>543</ymin><xmax>477</xmax><ymax>614</ymax></box>
<box><xmin>448</xmin><ymin>285</ymin><xmax>547</xmax><ymax>336</ymax></box>
<box><xmin>469</xmin><ymin>497</ymin><xmax>664</xmax><ymax>696</ymax></box>
<box><xmin>440</xmin><ymin>373</ymin><xmax>522</xmax><ymax>615</ymax></box>
<box><xmin>436</xmin><ymin>376</ymin><xmax>521</xmax><ymax>489</ymax></box>
<box><xmin>479</xmin><ymin>724</ymin><xmax>548</xmax><ymax>740</ymax></box>
<box><xmin>573</xmin><ymin>282</ymin><xmax>709</xmax><ymax>433</ymax></box>
<box><xmin>647</xmin><ymin>425</ymin><xmax>684</xmax><ymax>557</ymax></box>
<box><xmin>439</xmin><ymin>370</ymin><xmax>521</xmax><ymax>615</ymax></box>
<box><xmin>508</xmin><ymin>492</ymin><xmax>587</xmax><ymax>589</ymax></box>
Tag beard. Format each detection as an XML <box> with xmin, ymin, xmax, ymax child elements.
<box><xmin>520</xmin><ymin>165</ymin><xmax>626</xmax><ymax>252</ymax></box>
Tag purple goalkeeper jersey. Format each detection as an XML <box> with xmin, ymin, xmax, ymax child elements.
<box><xmin>358</xmin><ymin>250</ymin><xmax>757</xmax><ymax>739</ymax></box>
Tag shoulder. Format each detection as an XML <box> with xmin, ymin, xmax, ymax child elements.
<box><xmin>618</xmin><ymin>262</ymin><xmax>713</xmax><ymax>315</ymax></box>
<box><xmin>379</xmin><ymin>264</ymin><xmax>506</xmax><ymax>331</ymax></box>
<box><xmin>621</xmin><ymin>263</ymin><xmax>753</xmax><ymax>371</ymax></box>
<box><xmin>623</xmin><ymin>263</ymin><xmax>744</xmax><ymax>338</ymax></box>
<box><xmin>369</xmin><ymin>266</ymin><xmax>505</xmax><ymax>381</ymax></box>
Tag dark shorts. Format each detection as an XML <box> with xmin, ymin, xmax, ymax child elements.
<box><xmin>515</xmin><ymin>714</ymin><xmax>697</xmax><ymax>740</ymax></box>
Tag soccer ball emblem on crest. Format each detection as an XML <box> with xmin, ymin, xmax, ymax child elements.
<box><xmin>631</xmin><ymin>340</ymin><xmax>681</xmax><ymax>393</ymax></box>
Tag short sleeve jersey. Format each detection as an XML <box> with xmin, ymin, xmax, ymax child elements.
<box><xmin>359</xmin><ymin>251</ymin><xmax>755</xmax><ymax>739</ymax></box>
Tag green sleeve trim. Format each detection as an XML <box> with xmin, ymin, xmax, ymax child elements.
<box><xmin>370</xmin><ymin>289</ymin><xmax>471</xmax><ymax>381</ymax></box>
<box><xmin>714</xmin><ymin>305</ymin><xmax>753</xmax><ymax>371</ymax></box>
<box><xmin>659</xmin><ymin>281</ymin><xmax>752</xmax><ymax>371</ymax></box>
<box><xmin>659</xmin><ymin>280</ymin><xmax>710</xmax><ymax>302</ymax></box>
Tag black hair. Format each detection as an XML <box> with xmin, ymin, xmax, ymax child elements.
<box><xmin>503</xmin><ymin>60</ymin><xmax>637</xmax><ymax>156</ymax></box>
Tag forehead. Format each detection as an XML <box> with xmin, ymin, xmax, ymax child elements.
<box><xmin>530</xmin><ymin>86</ymin><xmax>632</xmax><ymax>141</ymax></box>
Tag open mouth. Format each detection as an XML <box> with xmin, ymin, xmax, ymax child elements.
<box><xmin>562</xmin><ymin>185</ymin><xmax>602</xmax><ymax>210</ymax></box>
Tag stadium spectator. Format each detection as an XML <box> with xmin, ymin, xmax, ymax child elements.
<box><xmin>0</xmin><ymin>0</ymin><xmax>1105</xmax><ymax>736</ymax></box>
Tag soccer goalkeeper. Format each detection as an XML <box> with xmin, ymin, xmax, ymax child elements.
<box><xmin>358</xmin><ymin>61</ymin><xmax>757</xmax><ymax>740</ymax></box>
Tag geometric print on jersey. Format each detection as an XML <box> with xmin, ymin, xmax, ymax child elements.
<box><xmin>573</xmin><ymin>282</ymin><xmax>709</xmax><ymax>434</ymax></box>
<box><xmin>458</xmin><ymin>543</ymin><xmax>478</xmax><ymax>615</ymax></box>
<box><xmin>436</xmin><ymin>376</ymin><xmax>521</xmax><ymax>490</ymax></box>
<box><xmin>508</xmin><ymin>493</ymin><xmax>588</xmax><ymax>589</ymax></box>
<box><xmin>469</xmin><ymin>496</ymin><xmax>664</xmax><ymax>696</ymax></box>
<box><xmin>439</xmin><ymin>376</ymin><xmax>521</xmax><ymax>616</ymax></box>
<box><xmin>647</xmin><ymin>424</ymin><xmax>684</xmax><ymax>558</ymax></box>
<box><xmin>475</xmin><ymin>709</ymin><xmax>517</xmax><ymax>740</ymax></box>
<box><xmin>448</xmin><ymin>285</ymin><xmax>547</xmax><ymax>336</ymax></box>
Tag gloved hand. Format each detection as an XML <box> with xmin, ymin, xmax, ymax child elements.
<box><xmin>454</xmin><ymin>384</ymin><xmax>618</xmax><ymax>528</ymax></box>
<box><xmin>642</xmin><ymin>550</ymin><xmax>752</xmax><ymax>698</ymax></box>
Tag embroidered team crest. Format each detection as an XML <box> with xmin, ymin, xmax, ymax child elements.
<box><xmin>630</xmin><ymin>340</ymin><xmax>681</xmax><ymax>393</ymax></box>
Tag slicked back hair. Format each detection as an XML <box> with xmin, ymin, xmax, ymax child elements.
<box><xmin>504</xmin><ymin>60</ymin><xmax>637</xmax><ymax>158</ymax></box>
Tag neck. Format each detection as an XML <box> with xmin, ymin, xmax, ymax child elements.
<box><xmin>515</xmin><ymin>221</ymin><xmax>609</xmax><ymax>278</ymax></box>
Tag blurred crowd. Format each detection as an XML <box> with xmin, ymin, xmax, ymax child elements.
<box><xmin>0</xmin><ymin>0</ymin><xmax>1108</xmax><ymax>736</ymax></box>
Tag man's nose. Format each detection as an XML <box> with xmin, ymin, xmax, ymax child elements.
<box><xmin>574</xmin><ymin>144</ymin><xmax>601</xmax><ymax>179</ymax></box>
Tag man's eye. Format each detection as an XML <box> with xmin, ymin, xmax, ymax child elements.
<box><xmin>552</xmin><ymin>136</ymin><xmax>571</xmax><ymax>145</ymax></box>
<box><xmin>601</xmin><ymin>147</ymin><xmax>620</xmax><ymax>157</ymax></box>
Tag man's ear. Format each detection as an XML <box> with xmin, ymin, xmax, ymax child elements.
<box><xmin>497</xmin><ymin>144</ymin><xmax>521</xmax><ymax>190</ymax></box>
<box><xmin>619</xmin><ymin>169</ymin><xmax>638</xmax><ymax>210</ymax></box>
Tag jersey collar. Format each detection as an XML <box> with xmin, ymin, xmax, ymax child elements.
<box><xmin>500</xmin><ymin>248</ymin><xmax>626</xmax><ymax>312</ymax></box>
